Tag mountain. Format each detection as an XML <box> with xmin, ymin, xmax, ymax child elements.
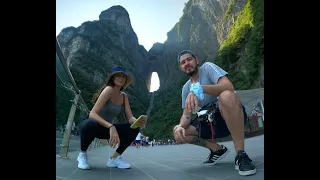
<box><xmin>56</xmin><ymin>0</ymin><xmax>264</xmax><ymax>140</ymax></box>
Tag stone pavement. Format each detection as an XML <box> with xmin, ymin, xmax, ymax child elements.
<box><xmin>56</xmin><ymin>135</ymin><xmax>264</xmax><ymax>180</ymax></box>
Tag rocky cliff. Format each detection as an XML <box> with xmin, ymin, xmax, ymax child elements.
<box><xmin>56</xmin><ymin>0</ymin><xmax>264</xmax><ymax>139</ymax></box>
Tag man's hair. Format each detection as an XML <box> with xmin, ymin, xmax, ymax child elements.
<box><xmin>177</xmin><ymin>50</ymin><xmax>197</xmax><ymax>62</ymax></box>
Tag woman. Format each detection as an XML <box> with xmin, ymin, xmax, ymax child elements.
<box><xmin>77</xmin><ymin>66</ymin><xmax>147</xmax><ymax>169</ymax></box>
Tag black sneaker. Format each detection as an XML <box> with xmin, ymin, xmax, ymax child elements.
<box><xmin>235</xmin><ymin>150</ymin><xmax>256</xmax><ymax>176</ymax></box>
<box><xmin>203</xmin><ymin>145</ymin><xmax>229</xmax><ymax>165</ymax></box>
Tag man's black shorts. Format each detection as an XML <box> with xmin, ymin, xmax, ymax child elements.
<box><xmin>190</xmin><ymin>100</ymin><xmax>247</xmax><ymax>139</ymax></box>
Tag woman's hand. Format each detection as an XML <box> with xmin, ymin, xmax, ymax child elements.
<box><xmin>109</xmin><ymin>126</ymin><xmax>120</xmax><ymax>148</ymax></box>
<box><xmin>136</xmin><ymin>116</ymin><xmax>147</xmax><ymax>127</ymax></box>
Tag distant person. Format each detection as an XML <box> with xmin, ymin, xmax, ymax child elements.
<box><xmin>173</xmin><ymin>50</ymin><xmax>256</xmax><ymax>176</ymax></box>
<box><xmin>59</xmin><ymin>125</ymin><xmax>63</xmax><ymax>135</ymax></box>
<box><xmin>142</xmin><ymin>136</ymin><xmax>146</xmax><ymax>146</ymax></box>
<box><xmin>145</xmin><ymin>136</ymin><xmax>149</xmax><ymax>147</ymax></box>
<box><xmin>77</xmin><ymin>66</ymin><xmax>147</xmax><ymax>170</ymax></box>
<box><xmin>135</xmin><ymin>132</ymin><xmax>143</xmax><ymax>148</ymax></box>
<box><xmin>72</xmin><ymin>122</ymin><xmax>75</xmax><ymax>135</ymax></box>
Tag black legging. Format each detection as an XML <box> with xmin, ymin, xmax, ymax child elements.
<box><xmin>79</xmin><ymin>118</ymin><xmax>139</xmax><ymax>154</ymax></box>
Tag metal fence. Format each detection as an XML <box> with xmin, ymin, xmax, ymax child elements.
<box><xmin>56</xmin><ymin>39</ymin><xmax>106</xmax><ymax>158</ymax></box>
<box><xmin>245</xmin><ymin>100</ymin><xmax>264</xmax><ymax>132</ymax></box>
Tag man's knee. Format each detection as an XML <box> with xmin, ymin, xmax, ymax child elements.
<box><xmin>219</xmin><ymin>90</ymin><xmax>240</xmax><ymax>108</ymax></box>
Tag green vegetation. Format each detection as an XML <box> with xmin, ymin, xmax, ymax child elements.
<box><xmin>215</xmin><ymin>0</ymin><xmax>264</xmax><ymax>90</ymax></box>
<box><xmin>223</xmin><ymin>0</ymin><xmax>235</xmax><ymax>20</ymax></box>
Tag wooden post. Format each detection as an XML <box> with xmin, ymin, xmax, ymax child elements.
<box><xmin>59</xmin><ymin>93</ymin><xmax>79</xmax><ymax>158</ymax></box>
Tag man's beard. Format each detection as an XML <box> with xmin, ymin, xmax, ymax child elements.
<box><xmin>186</xmin><ymin>66</ymin><xmax>198</xmax><ymax>76</ymax></box>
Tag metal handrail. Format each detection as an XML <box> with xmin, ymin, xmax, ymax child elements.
<box><xmin>56</xmin><ymin>38</ymin><xmax>89</xmax><ymax>113</ymax></box>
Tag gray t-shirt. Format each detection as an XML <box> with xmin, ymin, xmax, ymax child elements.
<box><xmin>181</xmin><ymin>62</ymin><xmax>228</xmax><ymax>109</ymax></box>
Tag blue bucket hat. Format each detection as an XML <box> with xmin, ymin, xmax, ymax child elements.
<box><xmin>106</xmin><ymin>66</ymin><xmax>133</xmax><ymax>89</ymax></box>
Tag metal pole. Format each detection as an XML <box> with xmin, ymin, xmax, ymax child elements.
<box><xmin>59</xmin><ymin>93</ymin><xmax>80</xmax><ymax>158</ymax></box>
<box><xmin>260</xmin><ymin>100</ymin><xmax>264</xmax><ymax>121</ymax></box>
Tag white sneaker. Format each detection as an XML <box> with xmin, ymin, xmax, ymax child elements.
<box><xmin>77</xmin><ymin>152</ymin><xmax>90</xmax><ymax>170</ymax></box>
<box><xmin>107</xmin><ymin>155</ymin><xmax>131</xmax><ymax>169</ymax></box>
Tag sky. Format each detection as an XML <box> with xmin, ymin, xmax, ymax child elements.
<box><xmin>150</xmin><ymin>72</ymin><xmax>159</xmax><ymax>92</ymax></box>
<box><xmin>56</xmin><ymin>0</ymin><xmax>188</xmax><ymax>92</ymax></box>
<box><xmin>56</xmin><ymin>0</ymin><xmax>188</xmax><ymax>50</ymax></box>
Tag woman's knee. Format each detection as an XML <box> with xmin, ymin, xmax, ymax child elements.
<box><xmin>124</xmin><ymin>127</ymin><xmax>139</xmax><ymax>142</ymax></box>
<box><xmin>80</xmin><ymin>118</ymin><xmax>99</xmax><ymax>134</ymax></box>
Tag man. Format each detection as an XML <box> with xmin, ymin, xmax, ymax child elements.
<box><xmin>135</xmin><ymin>132</ymin><xmax>142</xmax><ymax>148</ymax></box>
<box><xmin>173</xmin><ymin>50</ymin><xmax>256</xmax><ymax>176</ymax></box>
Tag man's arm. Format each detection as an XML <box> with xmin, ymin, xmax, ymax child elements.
<box><xmin>201</xmin><ymin>62</ymin><xmax>234</xmax><ymax>96</ymax></box>
<box><xmin>202</xmin><ymin>76</ymin><xmax>234</xmax><ymax>96</ymax></box>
